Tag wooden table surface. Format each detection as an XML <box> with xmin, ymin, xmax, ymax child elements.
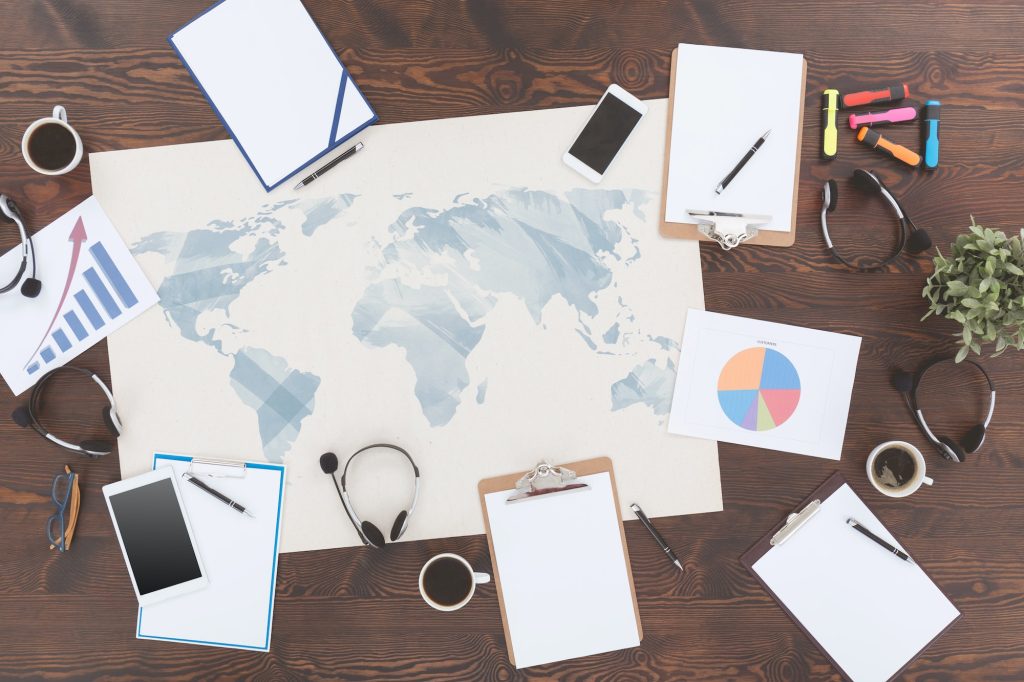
<box><xmin>2</xmin><ymin>1</ymin><xmax>1023</xmax><ymax>679</ymax></box>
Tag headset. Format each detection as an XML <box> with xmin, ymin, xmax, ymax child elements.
<box><xmin>0</xmin><ymin>195</ymin><xmax>42</xmax><ymax>298</ymax></box>
<box><xmin>319</xmin><ymin>444</ymin><xmax>420</xmax><ymax>548</ymax></box>
<box><xmin>820</xmin><ymin>169</ymin><xmax>932</xmax><ymax>271</ymax></box>
<box><xmin>892</xmin><ymin>357</ymin><xmax>996</xmax><ymax>463</ymax></box>
<box><xmin>11</xmin><ymin>366</ymin><xmax>123</xmax><ymax>457</ymax></box>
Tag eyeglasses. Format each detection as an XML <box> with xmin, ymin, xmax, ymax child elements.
<box><xmin>47</xmin><ymin>465</ymin><xmax>80</xmax><ymax>552</ymax></box>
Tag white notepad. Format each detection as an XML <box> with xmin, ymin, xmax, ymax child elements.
<box><xmin>749</xmin><ymin>480</ymin><xmax>959</xmax><ymax>682</ymax></box>
<box><xmin>664</xmin><ymin>43</ymin><xmax>804</xmax><ymax>231</ymax></box>
<box><xmin>138</xmin><ymin>454</ymin><xmax>285</xmax><ymax>651</ymax></box>
<box><xmin>483</xmin><ymin>471</ymin><xmax>641</xmax><ymax>668</ymax></box>
<box><xmin>170</xmin><ymin>0</ymin><xmax>377</xmax><ymax>191</ymax></box>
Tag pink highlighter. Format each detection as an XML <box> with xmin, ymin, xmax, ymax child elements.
<box><xmin>848</xmin><ymin>106</ymin><xmax>918</xmax><ymax>129</ymax></box>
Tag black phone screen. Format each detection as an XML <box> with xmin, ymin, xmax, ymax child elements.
<box><xmin>568</xmin><ymin>94</ymin><xmax>643</xmax><ymax>174</ymax></box>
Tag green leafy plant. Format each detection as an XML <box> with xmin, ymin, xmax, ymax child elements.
<box><xmin>922</xmin><ymin>218</ymin><xmax>1024</xmax><ymax>362</ymax></box>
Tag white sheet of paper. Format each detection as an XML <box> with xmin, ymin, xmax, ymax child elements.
<box><xmin>0</xmin><ymin>196</ymin><xmax>158</xmax><ymax>395</ymax></box>
<box><xmin>752</xmin><ymin>484</ymin><xmax>959</xmax><ymax>682</ymax></box>
<box><xmin>170</xmin><ymin>0</ymin><xmax>375</xmax><ymax>190</ymax></box>
<box><xmin>664</xmin><ymin>43</ymin><xmax>803</xmax><ymax>231</ymax></box>
<box><xmin>138</xmin><ymin>455</ymin><xmax>285</xmax><ymax>651</ymax></box>
<box><xmin>668</xmin><ymin>310</ymin><xmax>861</xmax><ymax>460</ymax></box>
<box><xmin>484</xmin><ymin>473</ymin><xmax>640</xmax><ymax>668</ymax></box>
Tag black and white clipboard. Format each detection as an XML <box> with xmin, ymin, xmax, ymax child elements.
<box><xmin>741</xmin><ymin>472</ymin><xmax>960</xmax><ymax>682</ymax></box>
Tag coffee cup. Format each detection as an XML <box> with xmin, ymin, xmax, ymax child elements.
<box><xmin>22</xmin><ymin>106</ymin><xmax>83</xmax><ymax>176</ymax></box>
<box><xmin>418</xmin><ymin>553</ymin><xmax>490</xmax><ymax>612</ymax></box>
<box><xmin>866</xmin><ymin>440</ymin><xmax>934</xmax><ymax>498</ymax></box>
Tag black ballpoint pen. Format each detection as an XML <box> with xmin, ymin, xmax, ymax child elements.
<box><xmin>715</xmin><ymin>129</ymin><xmax>771</xmax><ymax>195</ymax></box>
<box><xmin>630</xmin><ymin>503</ymin><xmax>684</xmax><ymax>572</ymax></box>
<box><xmin>294</xmin><ymin>141</ymin><xmax>364</xmax><ymax>190</ymax></box>
<box><xmin>184</xmin><ymin>473</ymin><xmax>253</xmax><ymax>517</ymax></box>
<box><xmin>847</xmin><ymin>518</ymin><xmax>913</xmax><ymax>564</ymax></box>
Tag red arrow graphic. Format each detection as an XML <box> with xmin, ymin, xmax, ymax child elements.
<box><xmin>24</xmin><ymin>216</ymin><xmax>88</xmax><ymax>370</ymax></box>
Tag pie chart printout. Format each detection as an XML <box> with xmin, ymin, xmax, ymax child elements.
<box><xmin>717</xmin><ymin>347</ymin><xmax>801</xmax><ymax>431</ymax></box>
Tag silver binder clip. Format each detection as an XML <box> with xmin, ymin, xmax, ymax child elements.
<box><xmin>688</xmin><ymin>210</ymin><xmax>772</xmax><ymax>251</ymax></box>
<box><xmin>187</xmin><ymin>457</ymin><xmax>247</xmax><ymax>479</ymax></box>
<box><xmin>506</xmin><ymin>461</ymin><xmax>590</xmax><ymax>503</ymax></box>
<box><xmin>770</xmin><ymin>498</ymin><xmax>821</xmax><ymax>546</ymax></box>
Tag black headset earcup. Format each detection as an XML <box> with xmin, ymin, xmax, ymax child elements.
<box><xmin>390</xmin><ymin>510</ymin><xmax>409</xmax><ymax>541</ymax></box>
<box><xmin>102</xmin><ymin>407</ymin><xmax>122</xmax><ymax>436</ymax></box>
<box><xmin>11</xmin><ymin>406</ymin><xmax>31</xmax><ymax>427</ymax></box>
<box><xmin>961</xmin><ymin>424</ymin><xmax>987</xmax><ymax>453</ymax></box>
<box><xmin>891</xmin><ymin>371</ymin><xmax>915</xmax><ymax>394</ymax></box>
<box><xmin>853</xmin><ymin>169</ymin><xmax>882</xmax><ymax>193</ymax></box>
<box><xmin>20</xmin><ymin>278</ymin><xmax>41</xmax><ymax>298</ymax></box>
<box><xmin>824</xmin><ymin>180</ymin><xmax>838</xmax><ymax>212</ymax></box>
<box><xmin>361</xmin><ymin>520</ymin><xmax>386</xmax><ymax>548</ymax></box>
<box><xmin>906</xmin><ymin>229</ymin><xmax>933</xmax><ymax>254</ymax></box>
<box><xmin>936</xmin><ymin>435</ymin><xmax>967</xmax><ymax>463</ymax></box>
<box><xmin>80</xmin><ymin>439</ymin><xmax>113</xmax><ymax>456</ymax></box>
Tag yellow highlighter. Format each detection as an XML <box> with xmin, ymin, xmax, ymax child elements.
<box><xmin>856</xmin><ymin>127</ymin><xmax>921</xmax><ymax>168</ymax></box>
<box><xmin>822</xmin><ymin>89</ymin><xmax>839</xmax><ymax>160</ymax></box>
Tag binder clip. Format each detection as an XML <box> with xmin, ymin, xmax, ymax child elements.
<box><xmin>507</xmin><ymin>461</ymin><xmax>590</xmax><ymax>503</ymax></box>
<box><xmin>770</xmin><ymin>498</ymin><xmax>821</xmax><ymax>546</ymax></box>
<box><xmin>688</xmin><ymin>210</ymin><xmax>772</xmax><ymax>250</ymax></box>
<box><xmin>187</xmin><ymin>457</ymin><xmax>247</xmax><ymax>479</ymax></box>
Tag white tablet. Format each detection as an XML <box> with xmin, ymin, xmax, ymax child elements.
<box><xmin>103</xmin><ymin>467</ymin><xmax>208</xmax><ymax>606</ymax></box>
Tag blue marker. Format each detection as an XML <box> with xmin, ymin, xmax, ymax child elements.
<box><xmin>923</xmin><ymin>100</ymin><xmax>941</xmax><ymax>171</ymax></box>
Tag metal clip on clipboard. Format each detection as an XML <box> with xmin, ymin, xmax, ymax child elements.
<box><xmin>688</xmin><ymin>210</ymin><xmax>772</xmax><ymax>251</ymax></box>
<box><xmin>506</xmin><ymin>462</ymin><xmax>590</xmax><ymax>503</ymax></box>
<box><xmin>770</xmin><ymin>498</ymin><xmax>821</xmax><ymax>546</ymax></box>
<box><xmin>186</xmin><ymin>457</ymin><xmax>247</xmax><ymax>479</ymax></box>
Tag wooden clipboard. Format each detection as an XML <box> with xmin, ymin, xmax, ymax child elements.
<box><xmin>478</xmin><ymin>457</ymin><xmax>643</xmax><ymax>667</ymax></box>
<box><xmin>659</xmin><ymin>47</ymin><xmax>806</xmax><ymax>247</ymax></box>
<box><xmin>740</xmin><ymin>472</ymin><xmax>961</xmax><ymax>681</ymax></box>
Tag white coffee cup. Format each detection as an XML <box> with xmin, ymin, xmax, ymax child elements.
<box><xmin>866</xmin><ymin>440</ymin><xmax>934</xmax><ymax>498</ymax></box>
<box><xmin>418</xmin><ymin>553</ymin><xmax>490</xmax><ymax>612</ymax></box>
<box><xmin>22</xmin><ymin>105</ymin><xmax>83</xmax><ymax>175</ymax></box>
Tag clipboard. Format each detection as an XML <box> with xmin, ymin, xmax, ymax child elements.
<box><xmin>478</xmin><ymin>458</ymin><xmax>643</xmax><ymax>668</ymax></box>
<box><xmin>659</xmin><ymin>47</ymin><xmax>806</xmax><ymax>247</ymax></box>
<box><xmin>741</xmin><ymin>472</ymin><xmax>960</xmax><ymax>682</ymax></box>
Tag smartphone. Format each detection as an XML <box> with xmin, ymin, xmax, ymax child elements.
<box><xmin>563</xmin><ymin>84</ymin><xmax>648</xmax><ymax>183</ymax></box>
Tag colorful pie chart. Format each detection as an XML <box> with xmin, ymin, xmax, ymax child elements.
<box><xmin>717</xmin><ymin>347</ymin><xmax>801</xmax><ymax>431</ymax></box>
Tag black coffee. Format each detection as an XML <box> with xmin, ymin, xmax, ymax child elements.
<box><xmin>873</xmin><ymin>447</ymin><xmax>918</xmax><ymax>489</ymax></box>
<box><xmin>422</xmin><ymin>557</ymin><xmax>472</xmax><ymax>607</ymax></box>
<box><xmin>27</xmin><ymin>122</ymin><xmax>77</xmax><ymax>171</ymax></box>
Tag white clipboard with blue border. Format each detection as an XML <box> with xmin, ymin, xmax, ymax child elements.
<box><xmin>138</xmin><ymin>453</ymin><xmax>285</xmax><ymax>651</ymax></box>
<box><xmin>169</xmin><ymin>0</ymin><xmax>378</xmax><ymax>191</ymax></box>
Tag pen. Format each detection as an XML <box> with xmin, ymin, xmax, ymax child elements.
<box><xmin>847</xmin><ymin>518</ymin><xmax>913</xmax><ymax>564</ymax></box>
<box><xmin>293</xmin><ymin>141</ymin><xmax>364</xmax><ymax>190</ymax></box>
<box><xmin>184</xmin><ymin>473</ymin><xmax>253</xmax><ymax>517</ymax></box>
<box><xmin>630</xmin><ymin>503</ymin><xmax>684</xmax><ymax>572</ymax></box>
<box><xmin>715</xmin><ymin>129</ymin><xmax>770</xmax><ymax>195</ymax></box>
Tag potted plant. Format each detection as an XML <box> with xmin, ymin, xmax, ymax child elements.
<box><xmin>922</xmin><ymin>219</ymin><xmax>1024</xmax><ymax>362</ymax></box>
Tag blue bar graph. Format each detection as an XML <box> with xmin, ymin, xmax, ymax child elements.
<box><xmin>52</xmin><ymin>329</ymin><xmax>71</xmax><ymax>352</ymax></box>
<box><xmin>27</xmin><ymin>362</ymin><xmax>40</xmax><ymax>375</ymax></box>
<box><xmin>64</xmin><ymin>311</ymin><xmax>88</xmax><ymax>341</ymax></box>
<box><xmin>74</xmin><ymin>291</ymin><xmax>104</xmax><ymax>330</ymax></box>
<box><xmin>83</xmin><ymin>267</ymin><xmax>121</xmax><ymax>319</ymax></box>
<box><xmin>40</xmin><ymin>347</ymin><xmax>55</xmax><ymax>363</ymax></box>
<box><xmin>89</xmin><ymin>242</ymin><xmax>138</xmax><ymax>308</ymax></box>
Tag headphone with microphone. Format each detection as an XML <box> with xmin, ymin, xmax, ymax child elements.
<box><xmin>820</xmin><ymin>169</ymin><xmax>932</xmax><ymax>271</ymax></box>
<box><xmin>0</xmin><ymin>195</ymin><xmax>42</xmax><ymax>298</ymax></box>
<box><xmin>11</xmin><ymin>366</ymin><xmax>123</xmax><ymax>457</ymax></box>
<box><xmin>320</xmin><ymin>444</ymin><xmax>420</xmax><ymax>548</ymax></box>
<box><xmin>892</xmin><ymin>357</ymin><xmax>996</xmax><ymax>463</ymax></box>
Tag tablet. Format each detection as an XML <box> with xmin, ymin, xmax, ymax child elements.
<box><xmin>103</xmin><ymin>467</ymin><xmax>208</xmax><ymax>606</ymax></box>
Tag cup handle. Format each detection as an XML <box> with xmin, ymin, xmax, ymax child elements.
<box><xmin>473</xmin><ymin>571</ymin><xmax>491</xmax><ymax>585</ymax></box>
<box><xmin>53</xmin><ymin>105</ymin><xmax>67</xmax><ymax>122</ymax></box>
<box><xmin>923</xmin><ymin>476</ymin><xmax>934</xmax><ymax>486</ymax></box>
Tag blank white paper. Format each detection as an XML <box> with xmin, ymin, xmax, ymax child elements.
<box><xmin>752</xmin><ymin>484</ymin><xmax>959</xmax><ymax>682</ymax></box>
<box><xmin>170</xmin><ymin>0</ymin><xmax>375</xmax><ymax>190</ymax></box>
<box><xmin>664</xmin><ymin>44</ymin><xmax>803</xmax><ymax>231</ymax></box>
<box><xmin>484</xmin><ymin>472</ymin><xmax>640</xmax><ymax>668</ymax></box>
<box><xmin>138</xmin><ymin>455</ymin><xmax>285</xmax><ymax>651</ymax></box>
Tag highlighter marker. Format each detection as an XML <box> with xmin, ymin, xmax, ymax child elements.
<box><xmin>848</xmin><ymin>106</ymin><xmax>918</xmax><ymax>129</ymax></box>
<box><xmin>821</xmin><ymin>89</ymin><xmax>839</xmax><ymax>160</ymax></box>
<box><xmin>857</xmin><ymin>127</ymin><xmax>921</xmax><ymax>167</ymax></box>
<box><xmin>841</xmin><ymin>84</ymin><xmax>909</xmax><ymax>109</ymax></box>
<box><xmin>922</xmin><ymin>100</ymin><xmax>941</xmax><ymax>170</ymax></box>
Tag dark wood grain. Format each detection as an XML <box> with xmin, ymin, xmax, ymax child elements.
<box><xmin>2</xmin><ymin>1</ymin><xmax>1024</xmax><ymax>679</ymax></box>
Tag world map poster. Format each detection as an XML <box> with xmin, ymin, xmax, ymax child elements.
<box><xmin>91</xmin><ymin>101</ymin><xmax>721</xmax><ymax>552</ymax></box>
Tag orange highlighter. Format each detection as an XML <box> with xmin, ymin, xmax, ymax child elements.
<box><xmin>842</xmin><ymin>84</ymin><xmax>909</xmax><ymax>109</ymax></box>
<box><xmin>856</xmin><ymin>127</ymin><xmax>921</xmax><ymax>167</ymax></box>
